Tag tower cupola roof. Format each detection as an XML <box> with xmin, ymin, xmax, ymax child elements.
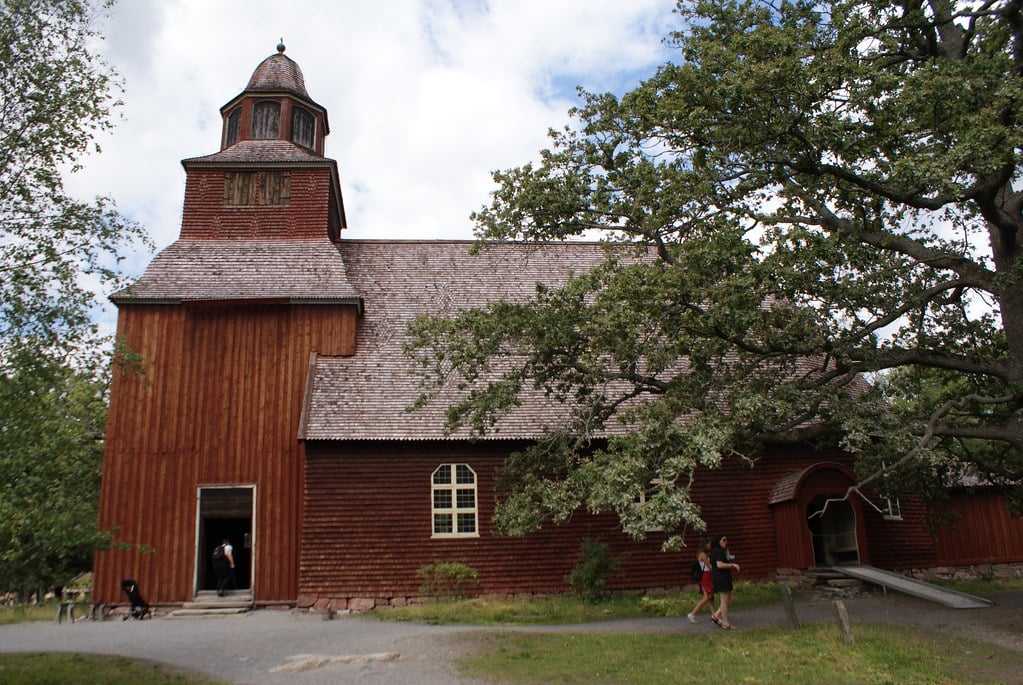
<box><xmin>245</xmin><ymin>42</ymin><xmax>309</xmax><ymax>98</ymax></box>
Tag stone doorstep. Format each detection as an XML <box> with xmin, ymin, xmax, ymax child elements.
<box><xmin>181</xmin><ymin>600</ymin><xmax>253</xmax><ymax>610</ymax></box>
<box><xmin>167</xmin><ymin>607</ymin><xmax>251</xmax><ymax>618</ymax></box>
<box><xmin>180</xmin><ymin>590</ymin><xmax>254</xmax><ymax>612</ymax></box>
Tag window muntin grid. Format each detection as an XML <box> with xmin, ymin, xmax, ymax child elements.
<box><xmin>432</xmin><ymin>463</ymin><xmax>478</xmax><ymax>538</ymax></box>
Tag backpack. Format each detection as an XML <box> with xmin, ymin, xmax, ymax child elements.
<box><xmin>212</xmin><ymin>544</ymin><xmax>226</xmax><ymax>563</ymax></box>
<box><xmin>690</xmin><ymin>561</ymin><xmax>703</xmax><ymax>583</ymax></box>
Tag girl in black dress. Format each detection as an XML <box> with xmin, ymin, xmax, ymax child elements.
<box><xmin>709</xmin><ymin>533</ymin><xmax>740</xmax><ymax>629</ymax></box>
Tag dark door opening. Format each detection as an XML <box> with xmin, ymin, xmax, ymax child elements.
<box><xmin>197</xmin><ymin>487</ymin><xmax>253</xmax><ymax>593</ymax></box>
<box><xmin>807</xmin><ymin>495</ymin><xmax>859</xmax><ymax>566</ymax></box>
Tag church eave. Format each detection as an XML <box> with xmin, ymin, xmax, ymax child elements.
<box><xmin>180</xmin><ymin>157</ymin><xmax>338</xmax><ymax>169</ymax></box>
<box><xmin>111</xmin><ymin>295</ymin><xmax>364</xmax><ymax>312</ymax></box>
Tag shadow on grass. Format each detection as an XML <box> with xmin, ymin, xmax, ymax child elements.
<box><xmin>455</xmin><ymin>623</ymin><xmax>1023</xmax><ymax>685</ymax></box>
<box><xmin>0</xmin><ymin>653</ymin><xmax>228</xmax><ymax>685</ymax></box>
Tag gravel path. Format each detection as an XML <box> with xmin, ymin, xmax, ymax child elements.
<box><xmin>1</xmin><ymin>588</ymin><xmax>1019</xmax><ymax>684</ymax></box>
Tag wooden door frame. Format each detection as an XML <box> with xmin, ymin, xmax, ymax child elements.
<box><xmin>194</xmin><ymin>485</ymin><xmax>256</xmax><ymax>595</ymax></box>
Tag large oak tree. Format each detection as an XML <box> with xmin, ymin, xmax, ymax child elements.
<box><xmin>409</xmin><ymin>0</ymin><xmax>1023</xmax><ymax>547</ymax></box>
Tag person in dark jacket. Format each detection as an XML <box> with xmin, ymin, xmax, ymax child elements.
<box><xmin>709</xmin><ymin>533</ymin><xmax>740</xmax><ymax>630</ymax></box>
<box><xmin>213</xmin><ymin>538</ymin><xmax>237</xmax><ymax>596</ymax></box>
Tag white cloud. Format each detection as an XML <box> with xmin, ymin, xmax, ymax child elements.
<box><xmin>65</xmin><ymin>0</ymin><xmax>679</xmax><ymax>262</ymax></box>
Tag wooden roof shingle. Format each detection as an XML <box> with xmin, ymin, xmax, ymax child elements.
<box><xmin>301</xmin><ymin>240</ymin><xmax>619</xmax><ymax>441</ymax></box>
<box><xmin>110</xmin><ymin>238</ymin><xmax>361</xmax><ymax>304</ymax></box>
<box><xmin>245</xmin><ymin>51</ymin><xmax>309</xmax><ymax>98</ymax></box>
<box><xmin>183</xmin><ymin>140</ymin><xmax>329</xmax><ymax>165</ymax></box>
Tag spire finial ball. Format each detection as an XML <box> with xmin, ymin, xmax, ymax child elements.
<box><xmin>277</xmin><ymin>39</ymin><xmax>285</xmax><ymax>54</ymax></box>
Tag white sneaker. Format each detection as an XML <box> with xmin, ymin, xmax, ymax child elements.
<box><xmin>686</xmin><ymin>613</ymin><xmax>697</xmax><ymax>624</ymax></box>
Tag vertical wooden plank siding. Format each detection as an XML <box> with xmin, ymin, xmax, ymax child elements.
<box><xmin>932</xmin><ymin>491</ymin><xmax>1023</xmax><ymax>565</ymax></box>
<box><xmin>770</xmin><ymin>503</ymin><xmax>814</xmax><ymax>568</ymax></box>
<box><xmin>94</xmin><ymin>302</ymin><xmax>357</xmax><ymax>605</ymax></box>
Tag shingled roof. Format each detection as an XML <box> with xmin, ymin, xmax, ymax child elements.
<box><xmin>110</xmin><ymin>239</ymin><xmax>361</xmax><ymax>304</ymax></box>
<box><xmin>183</xmin><ymin>140</ymin><xmax>329</xmax><ymax>165</ymax></box>
<box><xmin>298</xmin><ymin>239</ymin><xmax>869</xmax><ymax>443</ymax></box>
<box><xmin>300</xmin><ymin>240</ymin><xmax>623</xmax><ymax>441</ymax></box>
<box><xmin>246</xmin><ymin>50</ymin><xmax>309</xmax><ymax>98</ymax></box>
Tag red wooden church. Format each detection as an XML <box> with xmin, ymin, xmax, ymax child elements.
<box><xmin>93</xmin><ymin>47</ymin><xmax>1023</xmax><ymax>610</ymax></box>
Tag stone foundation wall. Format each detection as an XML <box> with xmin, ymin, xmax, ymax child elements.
<box><xmin>295</xmin><ymin>585</ymin><xmax>688</xmax><ymax>614</ymax></box>
<box><xmin>774</xmin><ymin>562</ymin><xmax>1023</xmax><ymax>589</ymax></box>
<box><xmin>904</xmin><ymin>562</ymin><xmax>1023</xmax><ymax>582</ymax></box>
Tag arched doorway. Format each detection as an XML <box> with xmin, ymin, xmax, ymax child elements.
<box><xmin>769</xmin><ymin>462</ymin><xmax>869</xmax><ymax>569</ymax></box>
<box><xmin>807</xmin><ymin>494</ymin><xmax>859</xmax><ymax>565</ymax></box>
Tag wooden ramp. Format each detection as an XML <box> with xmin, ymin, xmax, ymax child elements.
<box><xmin>834</xmin><ymin>565</ymin><xmax>993</xmax><ymax>609</ymax></box>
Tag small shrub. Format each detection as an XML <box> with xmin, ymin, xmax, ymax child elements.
<box><xmin>564</xmin><ymin>537</ymin><xmax>621</xmax><ymax>602</ymax></box>
<box><xmin>417</xmin><ymin>561</ymin><xmax>482</xmax><ymax>599</ymax></box>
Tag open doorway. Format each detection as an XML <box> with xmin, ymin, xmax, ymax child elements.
<box><xmin>807</xmin><ymin>494</ymin><xmax>859</xmax><ymax>566</ymax></box>
<box><xmin>196</xmin><ymin>486</ymin><xmax>254</xmax><ymax>594</ymax></box>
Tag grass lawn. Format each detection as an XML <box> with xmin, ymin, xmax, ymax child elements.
<box><xmin>379</xmin><ymin>577</ymin><xmax>1023</xmax><ymax>627</ymax></box>
<box><xmin>930</xmin><ymin>576</ymin><xmax>1023</xmax><ymax>595</ymax></box>
<box><xmin>456</xmin><ymin>623</ymin><xmax>1023</xmax><ymax>684</ymax></box>
<box><xmin>0</xmin><ymin>653</ymin><xmax>226</xmax><ymax>685</ymax></box>
<box><xmin>379</xmin><ymin>580</ymin><xmax>780</xmax><ymax>625</ymax></box>
<box><xmin>0</xmin><ymin>603</ymin><xmax>62</xmax><ymax>625</ymax></box>
<box><xmin>380</xmin><ymin>578</ymin><xmax>1023</xmax><ymax>683</ymax></box>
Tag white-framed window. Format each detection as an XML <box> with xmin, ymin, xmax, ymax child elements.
<box><xmin>879</xmin><ymin>461</ymin><xmax>902</xmax><ymax>520</ymax></box>
<box><xmin>632</xmin><ymin>478</ymin><xmax>661</xmax><ymax>506</ymax></box>
<box><xmin>432</xmin><ymin>463</ymin><xmax>478</xmax><ymax>538</ymax></box>
<box><xmin>881</xmin><ymin>497</ymin><xmax>902</xmax><ymax>521</ymax></box>
<box><xmin>631</xmin><ymin>478</ymin><xmax>663</xmax><ymax>532</ymax></box>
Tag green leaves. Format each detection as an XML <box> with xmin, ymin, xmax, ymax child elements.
<box><xmin>410</xmin><ymin>0</ymin><xmax>1023</xmax><ymax>539</ymax></box>
<box><xmin>0</xmin><ymin>348</ymin><xmax>109</xmax><ymax>595</ymax></box>
<box><xmin>0</xmin><ymin>0</ymin><xmax>151</xmax><ymax>368</ymax></box>
<box><xmin>0</xmin><ymin>0</ymin><xmax>151</xmax><ymax>592</ymax></box>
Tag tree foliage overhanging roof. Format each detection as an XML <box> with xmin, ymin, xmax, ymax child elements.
<box><xmin>407</xmin><ymin>0</ymin><xmax>1023</xmax><ymax>545</ymax></box>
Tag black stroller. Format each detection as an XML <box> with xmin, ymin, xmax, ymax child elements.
<box><xmin>120</xmin><ymin>578</ymin><xmax>151</xmax><ymax>620</ymax></box>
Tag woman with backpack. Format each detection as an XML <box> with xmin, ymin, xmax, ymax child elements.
<box><xmin>686</xmin><ymin>537</ymin><xmax>716</xmax><ymax>623</ymax></box>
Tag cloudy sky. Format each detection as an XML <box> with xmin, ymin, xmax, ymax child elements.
<box><xmin>65</xmin><ymin>0</ymin><xmax>681</xmax><ymax>281</ymax></box>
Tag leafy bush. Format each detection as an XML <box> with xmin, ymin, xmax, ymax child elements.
<box><xmin>417</xmin><ymin>561</ymin><xmax>482</xmax><ymax>599</ymax></box>
<box><xmin>564</xmin><ymin>537</ymin><xmax>621</xmax><ymax>602</ymax></box>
